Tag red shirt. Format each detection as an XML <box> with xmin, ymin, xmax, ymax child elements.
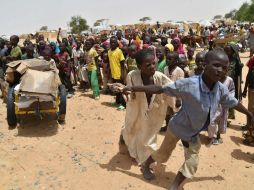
<box><xmin>55</xmin><ymin>52</ymin><xmax>70</xmax><ymax>73</ymax></box>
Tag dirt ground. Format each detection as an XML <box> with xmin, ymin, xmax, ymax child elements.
<box><xmin>0</xmin><ymin>52</ymin><xmax>254</xmax><ymax>190</ymax></box>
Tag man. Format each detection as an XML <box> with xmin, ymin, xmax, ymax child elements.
<box><xmin>121</xmin><ymin>49</ymin><xmax>254</xmax><ymax>189</ymax></box>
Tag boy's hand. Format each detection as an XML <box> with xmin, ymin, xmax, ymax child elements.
<box><xmin>108</xmin><ymin>83</ymin><xmax>126</xmax><ymax>93</ymax></box>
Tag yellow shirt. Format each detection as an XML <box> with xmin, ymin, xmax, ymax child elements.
<box><xmin>188</xmin><ymin>59</ymin><xmax>196</xmax><ymax>70</ymax></box>
<box><xmin>84</xmin><ymin>48</ymin><xmax>98</xmax><ymax>71</ymax></box>
<box><xmin>165</xmin><ymin>44</ymin><xmax>174</xmax><ymax>52</ymax></box>
<box><xmin>108</xmin><ymin>48</ymin><xmax>125</xmax><ymax>80</ymax></box>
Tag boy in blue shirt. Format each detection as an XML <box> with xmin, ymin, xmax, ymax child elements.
<box><xmin>121</xmin><ymin>49</ymin><xmax>254</xmax><ymax>189</ymax></box>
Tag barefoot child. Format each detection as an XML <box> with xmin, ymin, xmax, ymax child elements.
<box><xmin>122</xmin><ymin>49</ymin><xmax>254</xmax><ymax>189</ymax></box>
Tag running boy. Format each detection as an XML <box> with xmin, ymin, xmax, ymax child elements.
<box><xmin>122</xmin><ymin>49</ymin><xmax>254</xmax><ymax>189</ymax></box>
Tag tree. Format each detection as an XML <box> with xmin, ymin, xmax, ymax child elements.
<box><xmin>213</xmin><ymin>15</ymin><xmax>223</xmax><ymax>20</ymax></box>
<box><xmin>139</xmin><ymin>17</ymin><xmax>151</xmax><ymax>23</ymax></box>
<box><xmin>68</xmin><ymin>15</ymin><xmax>89</xmax><ymax>34</ymax></box>
<box><xmin>224</xmin><ymin>9</ymin><xmax>237</xmax><ymax>19</ymax></box>
<box><xmin>235</xmin><ymin>2</ymin><xmax>249</xmax><ymax>21</ymax></box>
<box><xmin>245</xmin><ymin>1</ymin><xmax>254</xmax><ymax>22</ymax></box>
<box><xmin>40</xmin><ymin>26</ymin><xmax>48</xmax><ymax>31</ymax></box>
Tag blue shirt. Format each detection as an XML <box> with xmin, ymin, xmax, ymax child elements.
<box><xmin>163</xmin><ymin>75</ymin><xmax>238</xmax><ymax>142</ymax></box>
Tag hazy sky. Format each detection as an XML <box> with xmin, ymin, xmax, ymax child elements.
<box><xmin>0</xmin><ymin>0</ymin><xmax>249</xmax><ymax>35</ymax></box>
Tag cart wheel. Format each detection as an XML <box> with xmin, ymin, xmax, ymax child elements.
<box><xmin>58</xmin><ymin>85</ymin><xmax>67</xmax><ymax>123</ymax></box>
<box><xmin>7</xmin><ymin>85</ymin><xmax>17</xmax><ymax>129</ymax></box>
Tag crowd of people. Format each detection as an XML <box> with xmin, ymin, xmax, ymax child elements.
<box><xmin>0</xmin><ymin>23</ymin><xmax>254</xmax><ymax>189</ymax></box>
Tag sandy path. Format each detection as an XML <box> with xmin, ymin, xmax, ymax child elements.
<box><xmin>0</xmin><ymin>53</ymin><xmax>253</xmax><ymax>190</ymax></box>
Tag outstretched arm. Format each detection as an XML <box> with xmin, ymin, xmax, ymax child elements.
<box><xmin>234</xmin><ymin>102</ymin><xmax>254</xmax><ymax>126</ymax></box>
<box><xmin>123</xmin><ymin>85</ymin><xmax>164</xmax><ymax>94</ymax></box>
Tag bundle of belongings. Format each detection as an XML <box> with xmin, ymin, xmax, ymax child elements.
<box><xmin>5</xmin><ymin>59</ymin><xmax>61</xmax><ymax>112</ymax></box>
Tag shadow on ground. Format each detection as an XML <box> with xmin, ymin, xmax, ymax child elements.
<box><xmin>17</xmin><ymin>114</ymin><xmax>59</xmax><ymax>137</ymax></box>
<box><xmin>231</xmin><ymin>149</ymin><xmax>254</xmax><ymax>164</ymax></box>
<box><xmin>100</xmin><ymin>144</ymin><xmax>225</xmax><ymax>189</ymax></box>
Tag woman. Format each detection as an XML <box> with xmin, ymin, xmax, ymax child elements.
<box><xmin>171</xmin><ymin>37</ymin><xmax>185</xmax><ymax>55</ymax></box>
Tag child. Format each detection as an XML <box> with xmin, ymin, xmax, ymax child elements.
<box><xmin>9</xmin><ymin>35</ymin><xmax>22</xmax><ymax>61</ymax></box>
<box><xmin>121</xmin><ymin>49</ymin><xmax>254</xmax><ymax>189</ymax></box>
<box><xmin>194</xmin><ymin>51</ymin><xmax>206</xmax><ymax>76</ymax></box>
<box><xmin>101</xmin><ymin>51</ymin><xmax>111</xmax><ymax>94</ymax></box>
<box><xmin>55</xmin><ymin>43</ymin><xmax>74</xmax><ymax>98</ymax></box>
<box><xmin>41</xmin><ymin>48</ymin><xmax>57</xmax><ymax>69</ymax></box>
<box><xmin>178</xmin><ymin>54</ymin><xmax>190</xmax><ymax>78</ymax></box>
<box><xmin>242</xmin><ymin>56</ymin><xmax>254</xmax><ymax>145</ymax></box>
<box><xmin>84</xmin><ymin>39</ymin><xmax>100</xmax><ymax>100</ymax></box>
<box><xmin>187</xmin><ymin>47</ymin><xmax>196</xmax><ymax>71</ymax></box>
<box><xmin>125</xmin><ymin>44</ymin><xmax>138</xmax><ymax>74</ymax></box>
<box><xmin>21</xmin><ymin>45</ymin><xmax>35</xmax><ymax>60</ymax></box>
<box><xmin>108</xmin><ymin>36</ymin><xmax>126</xmax><ymax>110</ymax></box>
<box><xmin>160</xmin><ymin>52</ymin><xmax>184</xmax><ymax>132</ymax></box>
<box><xmin>208</xmin><ymin>64</ymin><xmax>235</xmax><ymax>145</ymax></box>
<box><xmin>155</xmin><ymin>46</ymin><xmax>166</xmax><ymax>73</ymax></box>
<box><xmin>116</xmin><ymin>49</ymin><xmax>173</xmax><ymax>180</ymax></box>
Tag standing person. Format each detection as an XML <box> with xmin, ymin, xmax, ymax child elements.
<box><xmin>41</xmin><ymin>48</ymin><xmax>57</xmax><ymax>69</ymax></box>
<box><xmin>171</xmin><ymin>37</ymin><xmax>185</xmax><ymax>55</ymax></box>
<box><xmin>55</xmin><ymin>43</ymin><xmax>74</xmax><ymax>98</ymax></box>
<box><xmin>204</xmin><ymin>27</ymin><xmax>210</xmax><ymax>46</ymax></box>
<box><xmin>84</xmin><ymin>39</ymin><xmax>100</xmax><ymax>100</ymax></box>
<box><xmin>125</xmin><ymin>44</ymin><xmax>138</xmax><ymax>76</ymax></box>
<box><xmin>72</xmin><ymin>41</ymin><xmax>84</xmax><ymax>87</ymax></box>
<box><xmin>0</xmin><ymin>39</ymin><xmax>8</xmax><ymax>77</ymax></box>
<box><xmin>249</xmin><ymin>25</ymin><xmax>254</xmax><ymax>57</ymax></box>
<box><xmin>208</xmin><ymin>64</ymin><xmax>235</xmax><ymax>145</ymax></box>
<box><xmin>194</xmin><ymin>51</ymin><xmax>206</xmax><ymax>76</ymax></box>
<box><xmin>21</xmin><ymin>45</ymin><xmax>35</xmax><ymax>60</ymax></box>
<box><xmin>108</xmin><ymin>36</ymin><xmax>126</xmax><ymax>110</ymax></box>
<box><xmin>116</xmin><ymin>30</ymin><xmax>129</xmax><ymax>49</ymax></box>
<box><xmin>9</xmin><ymin>35</ymin><xmax>22</xmax><ymax>61</ymax></box>
<box><xmin>156</xmin><ymin>46</ymin><xmax>166</xmax><ymax>73</ymax></box>
<box><xmin>187</xmin><ymin>47</ymin><xmax>196</xmax><ymax>71</ymax></box>
<box><xmin>224</xmin><ymin>44</ymin><xmax>243</xmax><ymax>118</ymax></box>
<box><xmin>101</xmin><ymin>51</ymin><xmax>111</xmax><ymax>94</ymax></box>
<box><xmin>160</xmin><ymin>52</ymin><xmax>184</xmax><ymax>132</ymax></box>
<box><xmin>121</xmin><ymin>49</ymin><xmax>254</xmax><ymax>189</ymax></box>
<box><xmin>118</xmin><ymin>49</ymin><xmax>173</xmax><ymax>179</ymax></box>
<box><xmin>242</xmin><ymin>56</ymin><xmax>254</xmax><ymax>145</ymax></box>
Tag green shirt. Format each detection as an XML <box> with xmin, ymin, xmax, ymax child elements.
<box><xmin>10</xmin><ymin>46</ymin><xmax>22</xmax><ymax>59</ymax></box>
<box><xmin>126</xmin><ymin>57</ymin><xmax>137</xmax><ymax>73</ymax></box>
<box><xmin>156</xmin><ymin>59</ymin><xmax>166</xmax><ymax>73</ymax></box>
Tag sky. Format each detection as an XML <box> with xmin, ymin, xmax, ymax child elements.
<box><xmin>0</xmin><ymin>0</ymin><xmax>249</xmax><ymax>35</ymax></box>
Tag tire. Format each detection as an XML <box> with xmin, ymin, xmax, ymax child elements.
<box><xmin>58</xmin><ymin>85</ymin><xmax>67</xmax><ymax>122</ymax></box>
<box><xmin>7</xmin><ymin>85</ymin><xmax>17</xmax><ymax>128</ymax></box>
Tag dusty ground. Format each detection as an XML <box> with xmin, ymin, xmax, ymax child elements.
<box><xmin>0</xmin><ymin>52</ymin><xmax>254</xmax><ymax>190</ymax></box>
